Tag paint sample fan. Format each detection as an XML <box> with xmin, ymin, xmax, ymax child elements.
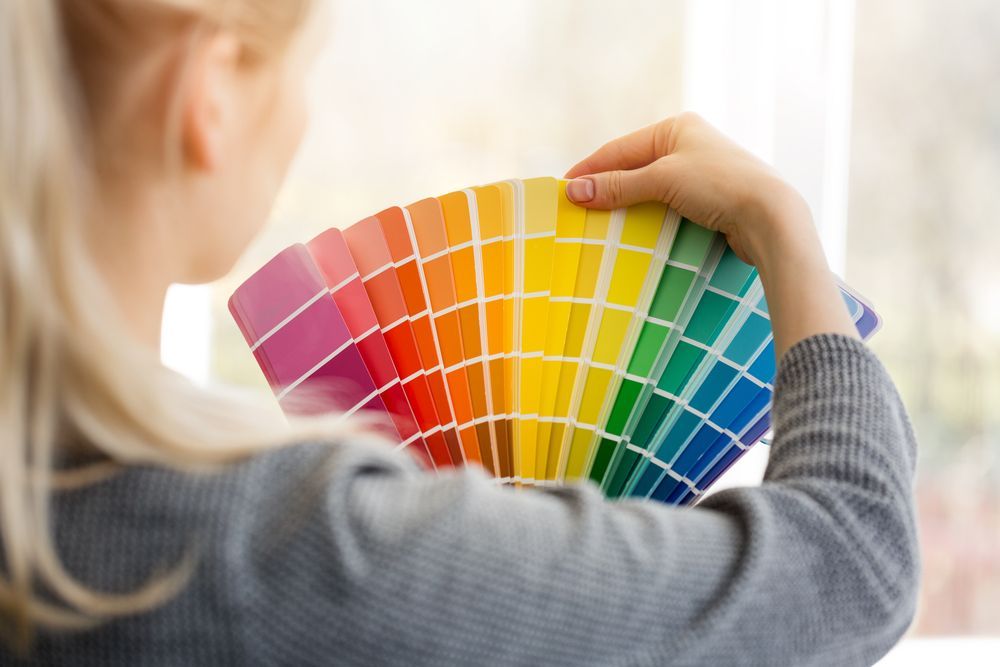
<box><xmin>229</xmin><ymin>177</ymin><xmax>880</xmax><ymax>505</ymax></box>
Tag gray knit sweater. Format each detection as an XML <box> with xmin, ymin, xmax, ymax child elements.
<box><xmin>6</xmin><ymin>335</ymin><xmax>920</xmax><ymax>666</ymax></box>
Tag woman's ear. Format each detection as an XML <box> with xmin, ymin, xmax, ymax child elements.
<box><xmin>180</xmin><ymin>31</ymin><xmax>242</xmax><ymax>171</ymax></box>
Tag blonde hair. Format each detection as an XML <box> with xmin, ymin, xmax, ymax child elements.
<box><xmin>0</xmin><ymin>0</ymin><xmax>358</xmax><ymax>650</ymax></box>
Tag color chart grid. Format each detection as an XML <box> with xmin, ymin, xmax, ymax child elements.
<box><xmin>230</xmin><ymin>177</ymin><xmax>881</xmax><ymax>505</ymax></box>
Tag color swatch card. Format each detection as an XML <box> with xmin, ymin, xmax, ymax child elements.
<box><xmin>230</xmin><ymin>177</ymin><xmax>881</xmax><ymax>504</ymax></box>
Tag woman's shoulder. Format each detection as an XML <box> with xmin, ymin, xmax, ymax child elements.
<box><xmin>49</xmin><ymin>438</ymin><xmax>421</xmax><ymax>594</ymax></box>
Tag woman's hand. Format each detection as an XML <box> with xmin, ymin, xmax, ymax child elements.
<box><xmin>565</xmin><ymin>112</ymin><xmax>859</xmax><ymax>356</ymax></box>
<box><xmin>565</xmin><ymin>112</ymin><xmax>809</xmax><ymax>268</ymax></box>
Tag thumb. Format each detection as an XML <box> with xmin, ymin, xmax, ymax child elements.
<box><xmin>565</xmin><ymin>160</ymin><xmax>670</xmax><ymax>209</ymax></box>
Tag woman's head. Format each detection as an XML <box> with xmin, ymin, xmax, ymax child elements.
<box><xmin>0</xmin><ymin>0</ymin><xmax>357</xmax><ymax>650</ymax></box>
<box><xmin>66</xmin><ymin>0</ymin><xmax>319</xmax><ymax>285</ymax></box>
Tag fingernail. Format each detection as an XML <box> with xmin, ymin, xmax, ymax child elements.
<box><xmin>566</xmin><ymin>178</ymin><xmax>595</xmax><ymax>203</ymax></box>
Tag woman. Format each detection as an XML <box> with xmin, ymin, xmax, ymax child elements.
<box><xmin>0</xmin><ymin>0</ymin><xmax>919</xmax><ymax>665</ymax></box>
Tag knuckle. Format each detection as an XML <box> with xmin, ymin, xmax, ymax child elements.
<box><xmin>605</xmin><ymin>170</ymin><xmax>625</xmax><ymax>203</ymax></box>
<box><xmin>652</xmin><ymin>159</ymin><xmax>675</xmax><ymax>200</ymax></box>
<box><xmin>675</xmin><ymin>110</ymin><xmax>704</xmax><ymax>127</ymax></box>
<box><xmin>598</xmin><ymin>138</ymin><xmax>621</xmax><ymax>159</ymax></box>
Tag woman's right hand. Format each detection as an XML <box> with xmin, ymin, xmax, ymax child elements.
<box><xmin>564</xmin><ymin>112</ymin><xmax>813</xmax><ymax>270</ymax></box>
<box><xmin>564</xmin><ymin>112</ymin><xmax>859</xmax><ymax>356</ymax></box>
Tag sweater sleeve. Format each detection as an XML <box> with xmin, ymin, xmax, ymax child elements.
<box><xmin>232</xmin><ymin>334</ymin><xmax>919</xmax><ymax>666</ymax></box>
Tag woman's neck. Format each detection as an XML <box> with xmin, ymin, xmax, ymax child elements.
<box><xmin>88</xmin><ymin>182</ymin><xmax>178</xmax><ymax>351</ymax></box>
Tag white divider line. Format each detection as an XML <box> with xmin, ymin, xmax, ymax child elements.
<box><xmin>554</xmin><ymin>237</ymin><xmax>607</xmax><ymax>246</ymax></box>
<box><xmin>382</xmin><ymin>314</ymin><xmax>409</xmax><ymax>332</ymax></box>
<box><xmin>276</xmin><ymin>338</ymin><xmax>354</xmax><ymax>400</ymax></box>
<box><xmin>554</xmin><ymin>209</ymin><xmax>627</xmax><ymax>479</ymax></box>
<box><xmin>325</xmin><ymin>271</ymin><xmax>362</xmax><ymax>295</ymax></box>
<box><xmin>539</xmin><ymin>353</ymin><xmax>612</xmax><ymax>370</ymax></box>
<box><xmin>361</xmin><ymin>250</ymin><xmax>439</xmax><ymax>283</ymax></box>
<box><xmin>421</xmin><ymin>424</ymin><xmax>444</xmax><ymax>437</ymax></box>
<box><xmin>603</xmin><ymin>236</ymin><xmax>730</xmax><ymax>492</ymax></box>
<box><xmin>604</xmin><ymin>302</ymin><xmax>637</xmax><ymax>314</ymax></box>
<box><xmin>651</xmin><ymin>386</ymin><xmax>681</xmax><ymax>402</ymax></box>
<box><xmin>377</xmin><ymin>377</ymin><xmax>401</xmax><ymax>392</ymax></box>
<box><xmin>636</xmin><ymin>425</ymin><xmax>753</xmax><ymax>493</ymax></box>
<box><xmin>421</xmin><ymin>239</ymin><xmax>474</xmax><ymax>263</ymax></box>
<box><xmin>380</xmin><ymin>306</ymin><xmax>431</xmax><ymax>333</ymax></box>
<box><xmin>687</xmin><ymin>405</ymin><xmax>709</xmax><ymax>420</ymax></box>
<box><xmin>645</xmin><ymin>316</ymin><xmax>675</xmax><ymax>329</ymax></box>
<box><xmin>399</xmin><ymin>369</ymin><xmax>422</xmax><ymax>385</ymax></box>
<box><xmin>702</xmin><ymin>283</ymin><xmax>772</xmax><ymax>321</ymax></box>
<box><xmin>617</xmin><ymin>243</ymin><xmax>656</xmax><ymax>255</ymax></box>
<box><xmin>540</xmin><ymin>354</ymin><xmax>583</xmax><ymax>364</ymax></box>
<box><xmin>623</xmin><ymin>443</ymin><xmax>695</xmax><ymax>486</ymax></box>
<box><xmin>443</xmin><ymin>354</ymin><xmax>487</xmax><ymax>375</ymax></box>
<box><xmin>340</xmin><ymin>388</ymin><xmax>380</xmax><ymax>419</ymax></box>
<box><xmin>393</xmin><ymin>432</ymin><xmax>424</xmax><ymax>451</ymax></box>
<box><xmin>681</xmin><ymin>336</ymin><xmax>715</xmax><ymax>354</ymax></box>
<box><xmin>287</xmin><ymin>393</ymin><xmax>377</xmax><ymax>439</ymax></box>
<box><xmin>545</xmin><ymin>297</ymin><xmax>644</xmax><ymax>316</ymax></box>
<box><xmin>401</xmin><ymin>207</ymin><xmax>467</xmax><ymax>464</ymax></box>
<box><xmin>279</xmin><ymin>349</ymin><xmax>408</xmax><ymax>415</ymax></box>
<box><xmin>627</xmin><ymin>392</ymin><xmax>767</xmax><ymax>495</ymax></box>
<box><xmin>250</xmin><ymin>288</ymin><xmax>328</xmax><ymax>352</ymax></box>
<box><xmin>549</xmin><ymin>237</ymin><xmax>656</xmax><ymax>256</ymax></box>
<box><xmin>361</xmin><ymin>264</ymin><xmax>389</xmax><ymax>282</ymax></box>
<box><xmin>584</xmin><ymin>210</ymin><xmax>682</xmax><ymax>475</ymax></box>
<box><xmin>655</xmin><ymin>320</ymin><xmax>777</xmax><ymax>476</ymax></box>
<box><xmin>643</xmin><ymin>456</ymin><xmax>693</xmax><ymax>485</ymax></box>
<box><xmin>431</xmin><ymin>297</ymin><xmax>478</xmax><ymax>319</ymax></box>
<box><xmin>665</xmin><ymin>259</ymin><xmax>700</xmax><ymax>272</ymax></box>
<box><xmin>653</xmin><ymin>281</ymin><xmax>769</xmax><ymax>469</ymax></box>
<box><xmin>716</xmin><ymin>355</ymin><xmax>741</xmax><ymax>370</ymax></box>
<box><xmin>361</xmin><ymin>260</ymin><xmax>396</xmax><ymax>282</ymax></box>
<box><xmin>355</xmin><ymin>325</ymin><xmax>380</xmax><ymax>343</ymax></box>
<box><xmin>549</xmin><ymin>295</ymin><xmax>594</xmax><ymax>304</ymax></box>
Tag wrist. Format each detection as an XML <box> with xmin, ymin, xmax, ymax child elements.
<box><xmin>742</xmin><ymin>180</ymin><xmax>827</xmax><ymax>278</ymax></box>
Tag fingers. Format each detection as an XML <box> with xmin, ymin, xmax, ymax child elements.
<box><xmin>565</xmin><ymin>159</ymin><xmax>673</xmax><ymax>209</ymax></box>
<box><xmin>564</xmin><ymin>118</ymin><xmax>676</xmax><ymax>179</ymax></box>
